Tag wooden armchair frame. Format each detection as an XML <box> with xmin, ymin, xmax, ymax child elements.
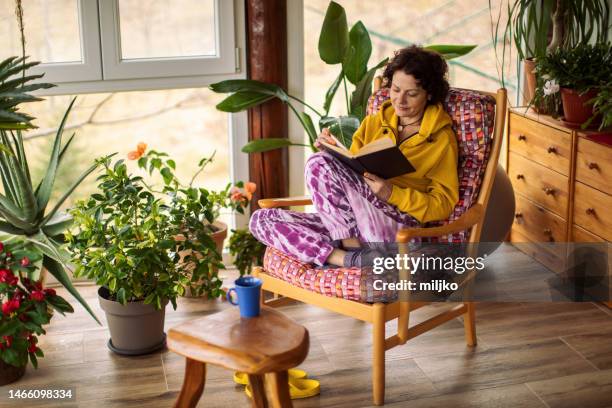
<box><xmin>252</xmin><ymin>88</ymin><xmax>507</xmax><ymax>406</ymax></box>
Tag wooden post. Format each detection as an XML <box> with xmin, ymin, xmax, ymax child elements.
<box><xmin>246</xmin><ymin>0</ymin><xmax>289</xmax><ymax>209</ymax></box>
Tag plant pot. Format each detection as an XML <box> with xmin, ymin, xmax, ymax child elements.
<box><xmin>523</xmin><ymin>58</ymin><xmax>537</xmax><ymax>107</ymax></box>
<box><xmin>181</xmin><ymin>220</ymin><xmax>228</xmax><ymax>298</ymax></box>
<box><xmin>560</xmin><ymin>88</ymin><xmax>599</xmax><ymax>125</ymax></box>
<box><xmin>98</xmin><ymin>286</ymin><xmax>168</xmax><ymax>355</ymax></box>
<box><xmin>0</xmin><ymin>360</ymin><xmax>26</xmax><ymax>386</ymax></box>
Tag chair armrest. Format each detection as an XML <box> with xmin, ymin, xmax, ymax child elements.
<box><xmin>395</xmin><ymin>204</ymin><xmax>485</xmax><ymax>243</ymax></box>
<box><xmin>258</xmin><ymin>196</ymin><xmax>313</xmax><ymax>209</ymax></box>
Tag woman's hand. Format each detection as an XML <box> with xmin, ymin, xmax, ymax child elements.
<box><xmin>314</xmin><ymin>127</ymin><xmax>336</xmax><ymax>149</ymax></box>
<box><xmin>363</xmin><ymin>172</ymin><xmax>393</xmax><ymax>201</ymax></box>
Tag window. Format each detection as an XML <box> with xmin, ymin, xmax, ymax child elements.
<box><xmin>0</xmin><ymin>0</ymin><xmax>241</xmax><ymax>92</ymax></box>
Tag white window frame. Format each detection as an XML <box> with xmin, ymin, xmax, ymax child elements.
<box><xmin>98</xmin><ymin>0</ymin><xmax>236</xmax><ymax>80</ymax></box>
<box><xmin>31</xmin><ymin>0</ymin><xmax>242</xmax><ymax>95</ymax></box>
<box><xmin>24</xmin><ymin>0</ymin><xmax>102</xmax><ymax>84</ymax></box>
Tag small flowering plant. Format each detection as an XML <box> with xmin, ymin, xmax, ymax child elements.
<box><xmin>0</xmin><ymin>240</ymin><xmax>73</xmax><ymax>368</ymax></box>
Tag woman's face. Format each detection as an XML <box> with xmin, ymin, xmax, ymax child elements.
<box><xmin>389</xmin><ymin>70</ymin><xmax>428</xmax><ymax>118</ymax></box>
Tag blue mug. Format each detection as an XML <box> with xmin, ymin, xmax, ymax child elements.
<box><xmin>226</xmin><ymin>276</ymin><xmax>263</xmax><ymax>318</ymax></box>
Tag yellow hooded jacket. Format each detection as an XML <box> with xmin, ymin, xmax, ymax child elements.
<box><xmin>349</xmin><ymin>100</ymin><xmax>459</xmax><ymax>224</ymax></box>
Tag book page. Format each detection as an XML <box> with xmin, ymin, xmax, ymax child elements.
<box><xmin>320</xmin><ymin>140</ymin><xmax>355</xmax><ymax>158</ymax></box>
<box><xmin>355</xmin><ymin>137</ymin><xmax>395</xmax><ymax>157</ymax></box>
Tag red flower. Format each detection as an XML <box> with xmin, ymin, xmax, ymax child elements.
<box><xmin>2</xmin><ymin>335</ymin><xmax>12</xmax><ymax>348</ymax></box>
<box><xmin>44</xmin><ymin>288</ymin><xmax>56</xmax><ymax>297</ymax></box>
<box><xmin>20</xmin><ymin>256</ymin><xmax>30</xmax><ymax>267</ymax></box>
<box><xmin>1</xmin><ymin>298</ymin><xmax>20</xmax><ymax>314</ymax></box>
<box><xmin>30</xmin><ymin>290</ymin><xmax>45</xmax><ymax>302</ymax></box>
<box><xmin>27</xmin><ymin>344</ymin><xmax>37</xmax><ymax>353</ymax></box>
<box><xmin>0</xmin><ymin>242</ymin><xmax>4</xmax><ymax>252</ymax></box>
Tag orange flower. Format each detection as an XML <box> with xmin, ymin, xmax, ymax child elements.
<box><xmin>244</xmin><ymin>182</ymin><xmax>257</xmax><ymax>200</ymax></box>
<box><xmin>128</xmin><ymin>142</ymin><xmax>147</xmax><ymax>160</ymax></box>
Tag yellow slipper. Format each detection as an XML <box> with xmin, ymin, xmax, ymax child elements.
<box><xmin>233</xmin><ymin>368</ymin><xmax>307</xmax><ymax>386</ymax></box>
<box><xmin>245</xmin><ymin>377</ymin><xmax>320</xmax><ymax>400</ymax></box>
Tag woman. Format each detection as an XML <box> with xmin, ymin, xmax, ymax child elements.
<box><xmin>249</xmin><ymin>45</ymin><xmax>459</xmax><ymax>267</ymax></box>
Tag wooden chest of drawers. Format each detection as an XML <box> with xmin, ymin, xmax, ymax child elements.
<box><xmin>507</xmin><ymin>109</ymin><xmax>611</xmax><ymax>305</ymax></box>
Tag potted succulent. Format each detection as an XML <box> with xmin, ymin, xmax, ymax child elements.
<box><xmin>0</xmin><ymin>238</ymin><xmax>73</xmax><ymax>385</ymax></box>
<box><xmin>535</xmin><ymin>43</ymin><xmax>612</xmax><ymax>126</ymax></box>
<box><xmin>0</xmin><ymin>56</ymin><xmax>100</xmax><ymax>323</ymax></box>
<box><xmin>66</xmin><ymin>147</ymin><xmax>254</xmax><ymax>354</ymax></box>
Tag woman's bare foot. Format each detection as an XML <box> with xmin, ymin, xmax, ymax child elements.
<box><xmin>341</xmin><ymin>237</ymin><xmax>361</xmax><ymax>250</ymax></box>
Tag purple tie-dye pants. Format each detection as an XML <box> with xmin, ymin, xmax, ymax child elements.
<box><xmin>249</xmin><ymin>152</ymin><xmax>419</xmax><ymax>265</ymax></box>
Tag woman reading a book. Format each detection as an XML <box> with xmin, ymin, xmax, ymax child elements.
<box><xmin>250</xmin><ymin>45</ymin><xmax>459</xmax><ymax>267</ymax></box>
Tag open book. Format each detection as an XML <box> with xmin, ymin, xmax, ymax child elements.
<box><xmin>320</xmin><ymin>135</ymin><xmax>416</xmax><ymax>179</ymax></box>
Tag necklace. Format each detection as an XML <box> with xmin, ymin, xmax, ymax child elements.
<box><xmin>397</xmin><ymin>116</ymin><xmax>423</xmax><ymax>132</ymax></box>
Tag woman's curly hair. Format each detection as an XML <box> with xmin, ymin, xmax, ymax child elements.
<box><xmin>382</xmin><ymin>45</ymin><xmax>450</xmax><ymax>105</ymax></box>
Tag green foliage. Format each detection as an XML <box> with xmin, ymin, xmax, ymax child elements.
<box><xmin>0</xmin><ymin>57</ymin><xmax>100</xmax><ymax>324</ymax></box>
<box><xmin>66</xmin><ymin>149</ymin><xmax>253</xmax><ymax>307</ymax></box>
<box><xmin>211</xmin><ymin>1</ymin><xmax>475</xmax><ymax>154</ymax></box>
<box><xmin>583</xmin><ymin>82</ymin><xmax>612</xmax><ymax>131</ymax></box>
<box><xmin>536</xmin><ymin>43</ymin><xmax>612</xmax><ymax>92</ymax></box>
<box><xmin>0</xmin><ymin>239</ymin><xmax>73</xmax><ymax>368</ymax></box>
<box><xmin>228</xmin><ymin>229</ymin><xmax>266</xmax><ymax>276</ymax></box>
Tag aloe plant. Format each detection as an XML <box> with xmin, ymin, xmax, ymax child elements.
<box><xmin>0</xmin><ymin>56</ymin><xmax>101</xmax><ymax>323</ymax></box>
<box><xmin>210</xmin><ymin>1</ymin><xmax>476</xmax><ymax>153</ymax></box>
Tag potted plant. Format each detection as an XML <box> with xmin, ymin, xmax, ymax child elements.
<box><xmin>228</xmin><ymin>229</ymin><xmax>266</xmax><ymax>276</ymax></box>
<box><xmin>66</xmin><ymin>147</ymin><xmax>254</xmax><ymax>354</ymax></box>
<box><xmin>210</xmin><ymin>1</ymin><xmax>476</xmax><ymax>154</ymax></box>
<box><xmin>0</xmin><ymin>56</ymin><xmax>100</xmax><ymax>323</ymax></box>
<box><xmin>535</xmin><ymin>43</ymin><xmax>612</xmax><ymax>126</ymax></box>
<box><xmin>583</xmin><ymin>81</ymin><xmax>612</xmax><ymax>131</ymax></box>
<box><xmin>0</xmin><ymin>238</ymin><xmax>73</xmax><ymax>385</ymax></box>
<box><xmin>491</xmin><ymin>0</ymin><xmax>609</xmax><ymax>107</ymax></box>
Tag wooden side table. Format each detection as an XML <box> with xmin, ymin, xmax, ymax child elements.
<box><xmin>168</xmin><ymin>306</ymin><xmax>309</xmax><ymax>408</ymax></box>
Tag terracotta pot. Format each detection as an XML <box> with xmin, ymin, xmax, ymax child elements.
<box><xmin>98</xmin><ymin>286</ymin><xmax>168</xmax><ymax>355</ymax></box>
<box><xmin>523</xmin><ymin>59</ymin><xmax>537</xmax><ymax>107</ymax></box>
<box><xmin>180</xmin><ymin>220</ymin><xmax>228</xmax><ymax>297</ymax></box>
<box><xmin>0</xmin><ymin>360</ymin><xmax>26</xmax><ymax>386</ymax></box>
<box><xmin>560</xmin><ymin>88</ymin><xmax>598</xmax><ymax>125</ymax></box>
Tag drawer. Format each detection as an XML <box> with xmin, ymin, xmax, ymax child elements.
<box><xmin>510</xmin><ymin>229</ymin><xmax>566</xmax><ymax>274</ymax></box>
<box><xmin>570</xmin><ymin>225</ymin><xmax>611</xmax><ymax>303</ymax></box>
<box><xmin>573</xmin><ymin>182</ymin><xmax>612</xmax><ymax>241</ymax></box>
<box><xmin>572</xmin><ymin>224</ymin><xmax>606</xmax><ymax>242</ymax></box>
<box><xmin>508</xmin><ymin>113</ymin><xmax>572</xmax><ymax>176</ymax></box>
<box><xmin>575</xmin><ymin>137</ymin><xmax>612</xmax><ymax>195</ymax></box>
<box><xmin>513</xmin><ymin>194</ymin><xmax>567</xmax><ymax>243</ymax></box>
<box><xmin>507</xmin><ymin>152</ymin><xmax>569</xmax><ymax>217</ymax></box>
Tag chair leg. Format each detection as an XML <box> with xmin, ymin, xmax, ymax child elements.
<box><xmin>174</xmin><ymin>358</ymin><xmax>206</xmax><ymax>408</ymax></box>
<box><xmin>463</xmin><ymin>302</ymin><xmax>477</xmax><ymax>347</ymax></box>
<box><xmin>248</xmin><ymin>374</ymin><xmax>269</xmax><ymax>408</ymax></box>
<box><xmin>264</xmin><ymin>371</ymin><xmax>292</xmax><ymax>408</ymax></box>
<box><xmin>372</xmin><ymin>303</ymin><xmax>386</xmax><ymax>406</ymax></box>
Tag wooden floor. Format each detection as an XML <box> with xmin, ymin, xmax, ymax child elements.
<box><xmin>3</xmin><ymin>247</ymin><xmax>612</xmax><ymax>407</ymax></box>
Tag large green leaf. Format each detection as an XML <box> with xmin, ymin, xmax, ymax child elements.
<box><xmin>342</xmin><ymin>21</ymin><xmax>372</xmax><ymax>84</ymax></box>
<box><xmin>216</xmin><ymin>92</ymin><xmax>274</xmax><ymax>113</ymax></box>
<box><xmin>43</xmin><ymin>256</ymin><xmax>101</xmax><ymax>325</ymax></box>
<box><xmin>350</xmin><ymin>58</ymin><xmax>389</xmax><ymax>120</ymax></box>
<box><xmin>41</xmin><ymin>212</ymin><xmax>73</xmax><ymax>237</ymax></box>
<box><xmin>324</xmin><ymin>70</ymin><xmax>344</xmax><ymax>115</ymax></box>
<box><xmin>36</xmin><ymin>98</ymin><xmax>76</xmax><ymax>217</ymax></box>
<box><xmin>300</xmin><ymin>112</ymin><xmax>318</xmax><ymax>147</ymax></box>
<box><xmin>241</xmin><ymin>138</ymin><xmax>303</xmax><ymax>153</ymax></box>
<box><xmin>319</xmin><ymin>115</ymin><xmax>360</xmax><ymax>148</ymax></box>
<box><xmin>209</xmin><ymin>79</ymin><xmax>288</xmax><ymax>102</ymax></box>
<box><xmin>424</xmin><ymin>44</ymin><xmax>477</xmax><ymax>59</ymax></box>
<box><xmin>318</xmin><ymin>1</ymin><xmax>349</xmax><ymax>64</ymax></box>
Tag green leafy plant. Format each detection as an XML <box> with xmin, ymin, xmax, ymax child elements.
<box><xmin>66</xmin><ymin>146</ymin><xmax>254</xmax><ymax>307</ymax></box>
<box><xmin>210</xmin><ymin>1</ymin><xmax>475</xmax><ymax>153</ymax></box>
<box><xmin>228</xmin><ymin>229</ymin><xmax>266</xmax><ymax>276</ymax></box>
<box><xmin>0</xmin><ymin>57</ymin><xmax>100</xmax><ymax>323</ymax></box>
<box><xmin>584</xmin><ymin>81</ymin><xmax>612</xmax><ymax>130</ymax></box>
<box><xmin>490</xmin><ymin>0</ymin><xmax>609</xmax><ymax>88</ymax></box>
<box><xmin>0</xmin><ymin>238</ymin><xmax>73</xmax><ymax>368</ymax></box>
<box><xmin>535</xmin><ymin>43</ymin><xmax>612</xmax><ymax>93</ymax></box>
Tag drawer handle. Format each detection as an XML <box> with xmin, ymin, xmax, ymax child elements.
<box><xmin>543</xmin><ymin>187</ymin><xmax>555</xmax><ymax>195</ymax></box>
<box><xmin>586</xmin><ymin>208</ymin><xmax>596</xmax><ymax>216</ymax></box>
<box><xmin>514</xmin><ymin>212</ymin><xmax>523</xmax><ymax>219</ymax></box>
<box><xmin>587</xmin><ymin>162</ymin><xmax>599</xmax><ymax>170</ymax></box>
<box><xmin>518</xmin><ymin>134</ymin><xmax>527</xmax><ymax>141</ymax></box>
<box><xmin>547</xmin><ymin>146</ymin><xmax>557</xmax><ymax>154</ymax></box>
<box><xmin>516</xmin><ymin>174</ymin><xmax>524</xmax><ymax>180</ymax></box>
<box><xmin>543</xmin><ymin>228</ymin><xmax>552</xmax><ymax>235</ymax></box>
